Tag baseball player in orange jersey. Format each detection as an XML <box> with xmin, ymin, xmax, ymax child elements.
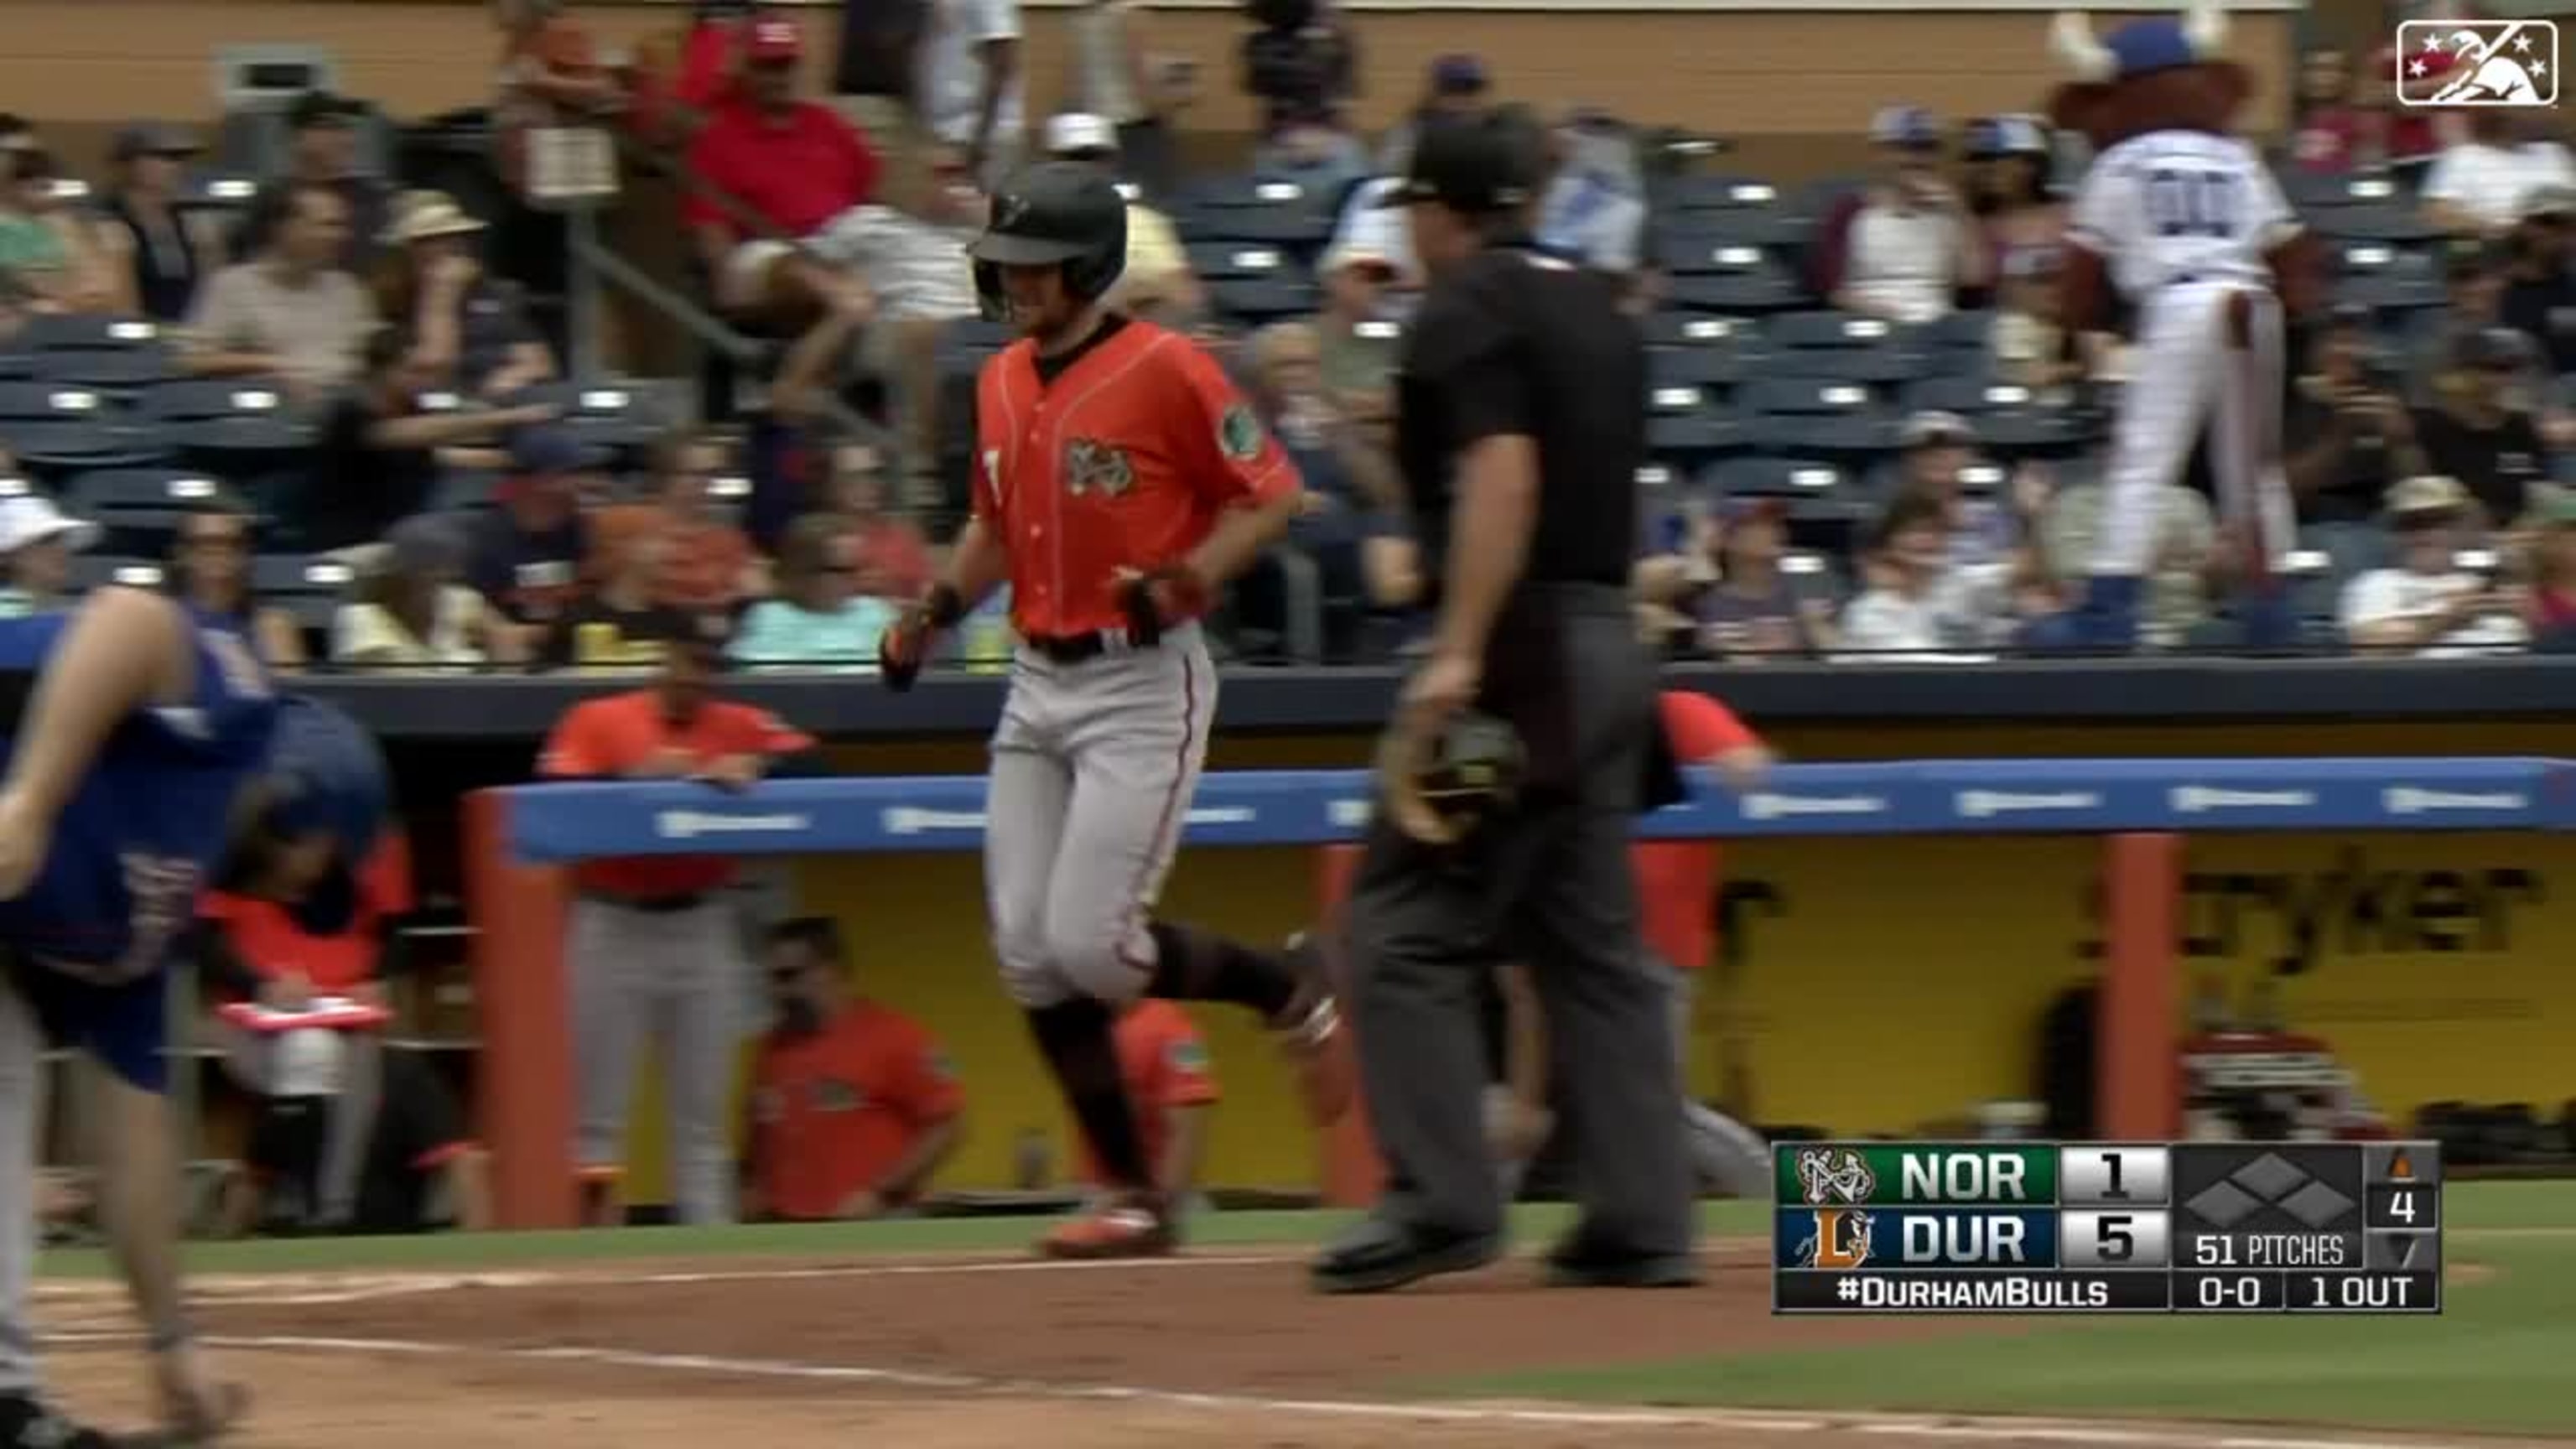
<box><xmin>879</xmin><ymin>162</ymin><xmax>1353</xmax><ymax>1259</ymax></box>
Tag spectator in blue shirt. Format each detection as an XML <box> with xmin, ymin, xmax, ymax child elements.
<box><xmin>732</xmin><ymin>513</ymin><xmax>895</xmax><ymax>670</ymax></box>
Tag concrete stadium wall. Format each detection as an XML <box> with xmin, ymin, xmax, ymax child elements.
<box><xmin>6</xmin><ymin>2</ymin><xmax>2298</xmax><ymax>177</ymax></box>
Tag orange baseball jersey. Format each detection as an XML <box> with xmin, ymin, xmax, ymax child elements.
<box><xmin>1078</xmin><ymin>999</ymin><xmax>1220</xmax><ymax>1187</ymax></box>
<box><xmin>973</xmin><ymin>320</ymin><xmax>1300</xmax><ymax>638</ymax></box>
<box><xmin>537</xmin><ymin>692</ymin><xmax>814</xmax><ymax>898</ymax></box>
<box><xmin>747</xmin><ymin>1001</ymin><xmax>965</xmax><ymax>1222</ymax></box>
<box><xmin>1634</xmin><ymin>691</ymin><xmax>1763</xmax><ymax>973</ymax></box>
<box><xmin>197</xmin><ymin>833</ymin><xmax>416</xmax><ymax>995</ymax></box>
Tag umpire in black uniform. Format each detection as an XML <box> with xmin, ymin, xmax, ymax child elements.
<box><xmin>1311</xmin><ymin>106</ymin><xmax>1696</xmax><ymax>1295</ymax></box>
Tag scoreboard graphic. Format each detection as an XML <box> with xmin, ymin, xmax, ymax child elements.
<box><xmin>1773</xmin><ymin>1142</ymin><xmax>2442</xmax><ymax>1314</ymax></box>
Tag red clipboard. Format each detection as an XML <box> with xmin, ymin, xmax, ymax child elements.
<box><xmin>218</xmin><ymin>999</ymin><xmax>392</xmax><ymax>1035</ymax></box>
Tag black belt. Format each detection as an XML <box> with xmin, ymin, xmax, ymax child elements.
<box><xmin>1021</xmin><ymin>629</ymin><xmax>1146</xmax><ymax>665</ymax></box>
<box><xmin>581</xmin><ymin>891</ymin><xmax>709</xmax><ymax>914</ymax></box>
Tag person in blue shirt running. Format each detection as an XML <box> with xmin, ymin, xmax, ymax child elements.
<box><xmin>0</xmin><ymin>584</ymin><xmax>388</xmax><ymax>1449</ymax></box>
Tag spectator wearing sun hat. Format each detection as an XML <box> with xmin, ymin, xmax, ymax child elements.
<box><xmin>97</xmin><ymin>122</ymin><xmax>219</xmax><ymax>323</ymax></box>
<box><xmin>375</xmin><ymin>190</ymin><xmax>556</xmax><ymax>401</ymax></box>
<box><xmin>2341</xmin><ymin>475</ymin><xmax>2529</xmax><ymax>657</ymax></box>
<box><xmin>0</xmin><ymin>492</ymin><xmax>101</xmax><ymax>619</ymax></box>
<box><xmin>1044</xmin><ymin>112</ymin><xmax>1201</xmax><ymax>319</ymax></box>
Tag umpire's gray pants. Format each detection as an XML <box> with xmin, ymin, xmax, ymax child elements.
<box><xmin>1348</xmin><ymin>588</ymin><xmax>1693</xmax><ymax>1256</ymax></box>
<box><xmin>569</xmin><ymin>897</ymin><xmax>743</xmax><ymax>1225</ymax></box>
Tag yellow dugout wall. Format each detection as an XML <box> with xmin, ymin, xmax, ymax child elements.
<box><xmin>607</xmin><ymin>720</ymin><xmax>2573</xmax><ymax>1204</ymax></box>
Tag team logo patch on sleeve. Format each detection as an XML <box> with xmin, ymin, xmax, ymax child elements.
<box><xmin>1218</xmin><ymin>403</ymin><xmax>1265</xmax><ymax>462</ymax></box>
<box><xmin>1063</xmin><ymin>438</ymin><xmax>1135</xmax><ymax>496</ymax></box>
<box><xmin>1167</xmin><ymin>1037</ymin><xmax>1209</xmax><ymax>1073</ymax></box>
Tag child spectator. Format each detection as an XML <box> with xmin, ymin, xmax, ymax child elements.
<box><xmin>1839</xmin><ymin>491</ymin><xmax>2010</xmax><ymax>657</ymax></box>
<box><xmin>731</xmin><ymin>514</ymin><xmax>896</xmax><ymax>669</ymax></box>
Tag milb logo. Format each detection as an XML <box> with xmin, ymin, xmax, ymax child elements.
<box><xmin>1794</xmin><ymin>1209</ymin><xmax>1879</xmax><ymax>1270</ymax></box>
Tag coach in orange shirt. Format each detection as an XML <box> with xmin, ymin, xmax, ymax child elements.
<box><xmin>742</xmin><ymin>918</ymin><xmax>964</xmax><ymax>1222</ymax></box>
<box><xmin>538</xmin><ymin>611</ymin><xmax>820</xmax><ymax>1225</ymax></box>
<box><xmin>1488</xmin><ymin>689</ymin><xmax>1776</xmax><ymax>1199</ymax></box>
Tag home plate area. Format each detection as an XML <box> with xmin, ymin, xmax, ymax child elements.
<box><xmin>31</xmin><ymin>1247</ymin><xmax>1996</xmax><ymax>1448</ymax></box>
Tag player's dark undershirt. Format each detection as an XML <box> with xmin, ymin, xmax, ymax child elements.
<box><xmin>1035</xmin><ymin>314</ymin><xmax>1131</xmax><ymax>387</ymax></box>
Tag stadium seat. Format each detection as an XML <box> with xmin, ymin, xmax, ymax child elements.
<box><xmin>1208</xmin><ymin>277</ymin><xmax>1322</xmax><ymax>325</ymax></box>
<box><xmin>1663</xmin><ymin>174</ymin><xmax>1780</xmax><ymax>213</ymax></box>
<box><xmin>1642</xmin><ymin>312</ymin><xmax>1757</xmax><ymax>349</ymax></box>
<box><xmin>254</xmin><ymin>552</ymin><xmax>359</xmax><ymax>632</ymax></box>
<box><xmin>1185</xmin><ymin>242</ymin><xmax>1294</xmax><ymax>281</ymax></box>
<box><xmin>146</xmin><ymin>379</ymin><xmax>290</xmax><ymax>422</ymax></box>
<box><xmin>1919</xmin><ymin>309</ymin><xmax>1999</xmax><ymax>355</ymax></box>
<box><xmin>1645</xmin><ymin>402</ymin><xmax>1745</xmax><ymax>468</ymax></box>
<box><xmin>35</xmin><ymin>345</ymin><xmax>174</xmax><ymax>392</ymax></box>
<box><xmin>1776</xmin><ymin>346</ymin><xmax>1928</xmax><ymax>387</ymax></box>
<box><xmin>1655</xmin><ymin>207</ymin><xmax>1807</xmax><ymax>253</ymax></box>
<box><xmin>1661</xmin><ymin>269</ymin><xmax>1802</xmax><ymax>314</ymax></box>
<box><xmin>1703</xmin><ymin>454</ymin><xmax>1851</xmax><ymax>503</ymax></box>
<box><xmin>1747</xmin><ymin>410</ymin><xmax>1899</xmax><ymax>465</ymax></box>
<box><xmin>2283</xmin><ymin>169</ymin><xmax>2407</xmax><ymax>213</ymax></box>
<box><xmin>63</xmin><ymin>468</ymin><xmax>229</xmax><ymax>553</ymax></box>
<box><xmin>518</xmin><ymin>379</ymin><xmax>679</xmax><ymax>450</ymax></box>
<box><xmin>1971</xmin><ymin>407</ymin><xmax>2090</xmax><ymax>458</ymax></box>
<box><xmin>66</xmin><ymin>554</ymin><xmax>168</xmax><ymax>594</ymax></box>
<box><xmin>145</xmin><ymin>381</ymin><xmax>307</xmax><ymax>457</ymax></box>
<box><xmin>428</xmin><ymin>469</ymin><xmax>503</xmax><ymax>513</ymax></box>
<box><xmin>2306</xmin><ymin>203</ymin><xmax>2444</xmax><ymax>245</ymax></box>
<box><xmin>0</xmin><ymin>351</ymin><xmax>34</xmax><ymax>381</ymax></box>
<box><xmin>1768</xmin><ymin>310</ymin><xmax>1909</xmax><ymax>353</ymax></box>
<box><xmin>1739</xmin><ymin>376</ymin><xmax>1881</xmax><ymax>418</ymax></box>
<box><xmin>1905</xmin><ymin>377</ymin><xmax>2048</xmax><ymax>416</ymax></box>
<box><xmin>1647</xmin><ymin>345</ymin><xmax>1751</xmax><ymax>392</ymax></box>
<box><xmin>0</xmin><ymin>382</ymin><xmax>112</xmax><ymax>421</ymax></box>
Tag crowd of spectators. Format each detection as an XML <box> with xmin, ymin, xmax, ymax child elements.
<box><xmin>3</xmin><ymin>5</ymin><xmax>2576</xmax><ymax>671</ymax></box>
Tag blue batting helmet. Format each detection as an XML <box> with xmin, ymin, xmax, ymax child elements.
<box><xmin>257</xmin><ymin>696</ymin><xmax>391</xmax><ymax>933</ymax></box>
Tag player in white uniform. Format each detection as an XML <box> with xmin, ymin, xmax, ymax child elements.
<box><xmin>2049</xmin><ymin>1</ymin><xmax>2323</xmax><ymax>650</ymax></box>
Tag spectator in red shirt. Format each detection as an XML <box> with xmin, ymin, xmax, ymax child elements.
<box><xmin>539</xmin><ymin>613</ymin><xmax>822</xmax><ymax>1225</ymax></box>
<box><xmin>685</xmin><ymin>17</ymin><xmax>882</xmax><ymax>314</ymax></box>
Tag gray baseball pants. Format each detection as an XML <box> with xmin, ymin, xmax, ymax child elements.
<box><xmin>569</xmin><ymin>896</ymin><xmax>743</xmax><ymax>1225</ymax></box>
<box><xmin>984</xmin><ymin>625</ymin><xmax>1212</xmax><ymax>1010</ymax></box>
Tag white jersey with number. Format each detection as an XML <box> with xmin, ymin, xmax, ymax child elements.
<box><xmin>2066</xmin><ymin>130</ymin><xmax>2300</xmax><ymax>300</ymax></box>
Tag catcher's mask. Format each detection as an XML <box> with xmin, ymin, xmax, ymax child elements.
<box><xmin>969</xmin><ymin>162</ymin><xmax>1130</xmax><ymax>324</ymax></box>
<box><xmin>1378</xmin><ymin>709</ymin><xmax>1526</xmax><ymax>845</ymax></box>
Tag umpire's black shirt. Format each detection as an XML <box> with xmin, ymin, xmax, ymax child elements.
<box><xmin>1394</xmin><ymin>242</ymin><xmax>1646</xmax><ymax>601</ymax></box>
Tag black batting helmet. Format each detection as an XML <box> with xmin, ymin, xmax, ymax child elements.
<box><xmin>969</xmin><ymin>162</ymin><xmax>1129</xmax><ymax>322</ymax></box>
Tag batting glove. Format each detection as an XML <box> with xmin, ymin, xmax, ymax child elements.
<box><xmin>1114</xmin><ymin>565</ymin><xmax>1213</xmax><ymax>647</ymax></box>
<box><xmin>879</xmin><ymin>583</ymin><xmax>964</xmax><ymax>693</ymax></box>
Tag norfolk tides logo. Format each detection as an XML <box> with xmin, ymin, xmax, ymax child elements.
<box><xmin>2397</xmin><ymin>20</ymin><xmax>2558</xmax><ymax>107</ymax></box>
<box><xmin>1062</xmin><ymin>437</ymin><xmax>1135</xmax><ymax>496</ymax></box>
<box><xmin>1794</xmin><ymin>1209</ymin><xmax>1877</xmax><ymax>1270</ymax></box>
<box><xmin>1794</xmin><ymin>1146</ymin><xmax>1876</xmax><ymax>1205</ymax></box>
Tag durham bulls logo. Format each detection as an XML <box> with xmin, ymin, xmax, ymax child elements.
<box><xmin>1794</xmin><ymin>1209</ymin><xmax>1877</xmax><ymax>1270</ymax></box>
<box><xmin>1794</xmin><ymin>1146</ymin><xmax>1876</xmax><ymax>1205</ymax></box>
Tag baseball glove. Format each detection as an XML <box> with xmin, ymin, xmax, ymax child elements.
<box><xmin>1374</xmin><ymin>709</ymin><xmax>1526</xmax><ymax>845</ymax></box>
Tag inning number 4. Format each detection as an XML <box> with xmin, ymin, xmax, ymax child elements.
<box><xmin>2145</xmin><ymin>168</ymin><xmax>2242</xmax><ymax>240</ymax></box>
<box><xmin>2386</xmin><ymin>1190</ymin><xmax>2417</xmax><ymax>1224</ymax></box>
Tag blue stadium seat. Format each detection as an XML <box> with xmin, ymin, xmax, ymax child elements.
<box><xmin>520</xmin><ymin>379</ymin><xmax>679</xmax><ymax>450</ymax></box>
<box><xmin>36</xmin><ymin>346</ymin><xmax>174</xmax><ymax>392</ymax></box>
<box><xmin>1661</xmin><ymin>269</ymin><xmax>1801</xmax><ymax>314</ymax></box>
<box><xmin>1655</xmin><ymin>207</ymin><xmax>1807</xmax><ymax>253</ymax></box>
<box><xmin>1181</xmin><ymin>174</ymin><xmax>1320</xmax><ymax>211</ymax></box>
<box><xmin>2283</xmin><ymin>169</ymin><xmax>2409</xmax><ymax>213</ymax></box>
<box><xmin>1208</xmin><ymin>277</ymin><xmax>1321</xmax><ymax>325</ymax></box>
<box><xmin>253</xmin><ymin>552</ymin><xmax>357</xmax><ymax>604</ymax></box>
<box><xmin>1645</xmin><ymin>408</ymin><xmax>1744</xmax><ymax>468</ymax></box>
<box><xmin>1919</xmin><ymin>309</ymin><xmax>1999</xmax><ymax>355</ymax></box>
<box><xmin>428</xmin><ymin>469</ymin><xmax>504</xmax><ymax>513</ymax></box>
<box><xmin>1748</xmin><ymin>410</ymin><xmax>1899</xmax><ymax>465</ymax></box>
<box><xmin>1775</xmin><ymin>346</ymin><xmax>1928</xmax><ymax>387</ymax></box>
<box><xmin>1970</xmin><ymin>407</ymin><xmax>2090</xmax><ymax>458</ymax></box>
<box><xmin>1647</xmin><ymin>345</ymin><xmax>1751</xmax><ymax>391</ymax></box>
<box><xmin>145</xmin><ymin>379</ymin><xmax>292</xmax><ymax>422</ymax></box>
<box><xmin>2306</xmin><ymin>203</ymin><xmax>2444</xmax><ymax>244</ymax></box>
<box><xmin>1768</xmin><ymin>310</ymin><xmax>1910</xmax><ymax>352</ymax></box>
<box><xmin>1642</xmin><ymin>312</ymin><xmax>1757</xmax><ymax>349</ymax></box>
<box><xmin>1703</xmin><ymin>454</ymin><xmax>1852</xmax><ymax>502</ymax></box>
<box><xmin>1905</xmin><ymin>376</ymin><xmax>2049</xmax><ymax>415</ymax></box>
<box><xmin>14</xmin><ymin>315</ymin><xmax>164</xmax><ymax>354</ymax></box>
<box><xmin>0</xmin><ymin>351</ymin><xmax>33</xmax><ymax>381</ymax></box>
<box><xmin>66</xmin><ymin>554</ymin><xmax>167</xmax><ymax>595</ymax></box>
<box><xmin>1186</xmin><ymin>242</ymin><xmax>1296</xmax><ymax>281</ymax></box>
<box><xmin>64</xmin><ymin>468</ymin><xmax>227</xmax><ymax>553</ymax></box>
<box><xmin>1178</xmin><ymin>202</ymin><xmax>1336</xmax><ymax>251</ymax></box>
<box><xmin>0</xmin><ymin>382</ymin><xmax>112</xmax><ymax>421</ymax></box>
<box><xmin>1739</xmin><ymin>376</ymin><xmax>1880</xmax><ymax>418</ymax></box>
<box><xmin>1663</xmin><ymin>175</ymin><xmax>1781</xmax><ymax>213</ymax></box>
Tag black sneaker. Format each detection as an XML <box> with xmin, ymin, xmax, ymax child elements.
<box><xmin>0</xmin><ymin>1394</ymin><xmax>133</xmax><ymax>1449</ymax></box>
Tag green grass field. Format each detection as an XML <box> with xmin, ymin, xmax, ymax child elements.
<box><xmin>40</xmin><ymin>1182</ymin><xmax>2575</xmax><ymax>1436</ymax></box>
